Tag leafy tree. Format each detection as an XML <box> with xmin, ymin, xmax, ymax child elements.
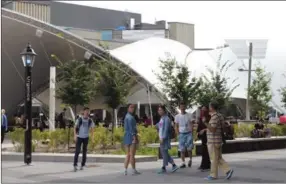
<box><xmin>155</xmin><ymin>55</ymin><xmax>201</xmax><ymax>109</ymax></box>
<box><xmin>279</xmin><ymin>73</ymin><xmax>286</xmax><ymax>109</ymax></box>
<box><xmin>92</xmin><ymin>55</ymin><xmax>136</xmax><ymax>129</ymax></box>
<box><xmin>54</xmin><ymin>56</ymin><xmax>95</xmax><ymax>114</ymax></box>
<box><xmin>196</xmin><ymin>53</ymin><xmax>239</xmax><ymax>111</ymax></box>
<box><xmin>249</xmin><ymin>66</ymin><xmax>272</xmax><ymax>119</ymax></box>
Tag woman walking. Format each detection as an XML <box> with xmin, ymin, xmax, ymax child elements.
<box><xmin>123</xmin><ymin>104</ymin><xmax>141</xmax><ymax>175</ymax></box>
<box><xmin>197</xmin><ymin>106</ymin><xmax>211</xmax><ymax>172</ymax></box>
<box><xmin>157</xmin><ymin>105</ymin><xmax>179</xmax><ymax>174</ymax></box>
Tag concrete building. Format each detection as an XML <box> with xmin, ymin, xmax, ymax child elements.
<box><xmin>2</xmin><ymin>1</ymin><xmax>195</xmax><ymax>49</ymax></box>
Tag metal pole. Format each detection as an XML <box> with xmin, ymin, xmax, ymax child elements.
<box><xmin>147</xmin><ymin>84</ymin><xmax>154</xmax><ymax>126</ymax></box>
<box><xmin>246</xmin><ymin>42</ymin><xmax>253</xmax><ymax>121</ymax></box>
<box><xmin>49</xmin><ymin>66</ymin><xmax>56</xmax><ymax>131</ymax></box>
<box><xmin>24</xmin><ymin>66</ymin><xmax>32</xmax><ymax>165</ymax></box>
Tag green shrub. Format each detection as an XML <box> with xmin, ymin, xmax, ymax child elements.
<box><xmin>234</xmin><ymin>124</ymin><xmax>254</xmax><ymax>138</ymax></box>
<box><xmin>8</xmin><ymin>128</ymin><xmax>25</xmax><ymax>152</ymax></box>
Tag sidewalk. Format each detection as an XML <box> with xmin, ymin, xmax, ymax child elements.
<box><xmin>2</xmin><ymin>149</ymin><xmax>286</xmax><ymax>183</ymax></box>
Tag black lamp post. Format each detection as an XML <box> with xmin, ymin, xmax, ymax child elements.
<box><xmin>21</xmin><ymin>43</ymin><xmax>37</xmax><ymax>165</ymax></box>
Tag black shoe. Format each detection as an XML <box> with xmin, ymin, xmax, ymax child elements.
<box><xmin>180</xmin><ymin>163</ymin><xmax>186</xmax><ymax>168</ymax></box>
<box><xmin>197</xmin><ymin>166</ymin><xmax>202</xmax><ymax>170</ymax></box>
<box><xmin>188</xmin><ymin>160</ymin><xmax>192</xmax><ymax>167</ymax></box>
<box><xmin>201</xmin><ymin>168</ymin><xmax>210</xmax><ymax>172</ymax></box>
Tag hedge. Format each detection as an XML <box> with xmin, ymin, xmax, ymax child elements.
<box><xmin>8</xmin><ymin>124</ymin><xmax>286</xmax><ymax>155</ymax></box>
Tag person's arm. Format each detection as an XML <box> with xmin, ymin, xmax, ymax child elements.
<box><xmin>90</xmin><ymin>120</ymin><xmax>95</xmax><ymax>139</ymax></box>
<box><xmin>205</xmin><ymin>115</ymin><xmax>218</xmax><ymax>133</ymax></box>
<box><xmin>161</xmin><ymin>117</ymin><xmax>170</xmax><ymax>140</ymax></box>
<box><xmin>74</xmin><ymin>119</ymin><xmax>79</xmax><ymax>139</ymax></box>
<box><xmin>4</xmin><ymin>115</ymin><xmax>8</xmax><ymax>131</ymax></box>
<box><xmin>174</xmin><ymin>115</ymin><xmax>179</xmax><ymax>135</ymax></box>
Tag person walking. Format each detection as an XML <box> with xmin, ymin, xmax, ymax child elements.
<box><xmin>157</xmin><ymin>105</ymin><xmax>179</xmax><ymax>174</ymax></box>
<box><xmin>73</xmin><ymin>107</ymin><xmax>95</xmax><ymax>172</ymax></box>
<box><xmin>204</xmin><ymin>101</ymin><xmax>234</xmax><ymax>180</ymax></box>
<box><xmin>174</xmin><ymin>102</ymin><xmax>194</xmax><ymax>168</ymax></box>
<box><xmin>197</xmin><ymin>106</ymin><xmax>211</xmax><ymax>172</ymax></box>
<box><xmin>1</xmin><ymin>109</ymin><xmax>8</xmax><ymax>143</ymax></box>
<box><xmin>123</xmin><ymin>104</ymin><xmax>141</xmax><ymax>175</ymax></box>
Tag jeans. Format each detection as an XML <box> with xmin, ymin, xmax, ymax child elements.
<box><xmin>73</xmin><ymin>137</ymin><xmax>89</xmax><ymax>167</ymax></box>
<box><xmin>200</xmin><ymin>143</ymin><xmax>211</xmax><ymax>169</ymax></box>
<box><xmin>160</xmin><ymin>144</ymin><xmax>174</xmax><ymax>167</ymax></box>
<box><xmin>208</xmin><ymin>144</ymin><xmax>230</xmax><ymax>178</ymax></box>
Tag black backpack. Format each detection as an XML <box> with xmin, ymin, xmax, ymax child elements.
<box><xmin>170</xmin><ymin>125</ymin><xmax>176</xmax><ymax>139</ymax></box>
<box><xmin>75</xmin><ymin>117</ymin><xmax>92</xmax><ymax>134</ymax></box>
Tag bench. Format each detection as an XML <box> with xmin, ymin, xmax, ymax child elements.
<box><xmin>146</xmin><ymin>136</ymin><xmax>286</xmax><ymax>158</ymax></box>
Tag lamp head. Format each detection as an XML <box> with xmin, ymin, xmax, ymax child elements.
<box><xmin>20</xmin><ymin>43</ymin><xmax>37</xmax><ymax>67</ymax></box>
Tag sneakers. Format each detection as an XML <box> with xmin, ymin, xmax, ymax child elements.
<box><xmin>124</xmin><ymin>170</ymin><xmax>127</xmax><ymax>176</ymax></box>
<box><xmin>132</xmin><ymin>169</ymin><xmax>141</xmax><ymax>175</ymax></box>
<box><xmin>171</xmin><ymin>165</ymin><xmax>179</xmax><ymax>173</ymax></box>
<box><xmin>157</xmin><ymin>168</ymin><xmax>167</xmax><ymax>174</ymax></box>
<box><xmin>180</xmin><ymin>163</ymin><xmax>186</xmax><ymax>168</ymax></box>
<box><xmin>225</xmin><ymin>169</ymin><xmax>234</xmax><ymax>180</ymax></box>
<box><xmin>201</xmin><ymin>168</ymin><xmax>210</xmax><ymax>172</ymax></box>
<box><xmin>205</xmin><ymin>175</ymin><xmax>217</xmax><ymax>180</ymax></box>
<box><xmin>73</xmin><ymin>166</ymin><xmax>78</xmax><ymax>172</ymax></box>
<box><xmin>80</xmin><ymin>166</ymin><xmax>84</xmax><ymax>170</ymax></box>
<box><xmin>188</xmin><ymin>160</ymin><xmax>192</xmax><ymax>167</ymax></box>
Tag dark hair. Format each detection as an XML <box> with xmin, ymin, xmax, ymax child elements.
<box><xmin>209</xmin><ymin>101</ymin><xmax>219</xmax><ymax>111</ymax></box>
<box><xmin>179</xmin><ymin>102</ymin><xmax>186</xmax><ymax>106</ymax></box>
<box><xmin>83</xmin><ymin>107</ymin><xmax>90</xmax><ymax>111</ymax></box>
<box><xmin>127</xmin><ymin>104</ymin><xmax>134</xmax><ymax>109</ymax></box>
<box><xmin>158</xmin><ymin>104</ymin><xmax>167</xmax><ymax>112</ymax></box>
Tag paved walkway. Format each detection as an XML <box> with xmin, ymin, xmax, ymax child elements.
<box><xmin>2</xmin><ymin>149</ymin><xmax>286</xmax><ymax>183</ymax></box>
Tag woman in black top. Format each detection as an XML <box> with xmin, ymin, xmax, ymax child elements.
<box><xmin>197</xmin><ymin>106</ymin><xmax>211</xmax><ymax>171</ymax></box>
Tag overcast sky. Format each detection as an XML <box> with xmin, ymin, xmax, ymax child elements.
<box><xmin>62</xmin><ymin>1</ymin><xmax>286</xmax><ymax>47</ymax></box>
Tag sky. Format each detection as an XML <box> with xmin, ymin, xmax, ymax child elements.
<box><xmin>62</xmin><ymin>1</ymin><xmax>286</xmax><ymax>48</ymax></box>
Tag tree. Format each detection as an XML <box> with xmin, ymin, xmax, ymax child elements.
<box><xmin>155</xmin><ymin>55</ymin><xmax>201</xmax><ymax>109</ymax></box>
<box><xmin>249</xmin><ymin>66</ymin><xmax>272</xmax><ymax>119</ymax></box>
<box><xmin>92</xmin><ymin>56</ymin><xmax>136</xmax><ymax>128</ymax></box>
<box><xmin>279</xmin><ymin>73</ymin><xmax>286</xmax><ymax>109</ymax></box>
<box><xmin>55</xmin><ymin>57</ymin><xmax>95</xmax><ymax>114</ymax></box>
<box><xmin>196</xmin><ymin>53</ymin><xmax>239</xmax><ymax>111</ymax></box>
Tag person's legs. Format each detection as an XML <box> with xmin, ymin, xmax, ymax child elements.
<box><xmin>73</xmin><ymin>138</ymin><xmax>83</xmax><ymax>171</ymax></box>
<box><xmin>216</xmin><ymin>145</ymin><xmax>233</xmax><ymax>179</ymax></box>
<box><xmin>186</xmin><ymin>133</ymin><xmax>193</xmax><ymax>167</ymax></box>
<box><xmin>130</xmin><ymin>143</ymin><xmax>140</xmax><ymax>174</ymax></box>
<box><xmin>207</xmin><ymin>144</ymin><xmax>219</xmax><ymax>179</ymax></box>
<box><xmin>124</xmin><ymin>145</ymin><xmax>131</xmax><ymax>175</ymax></box>
<box><xmin>179</xmin><ymin>133</ymin><xmax>187</xmax><ymax>168</ymax></box>
<box><xmin>1</xmin><ymin>127</ymin><xmax>5</xmax><ymax>143</ymax></box>
<box><xmin>202</xmin><ymin>144</ymin><xmax>211</xmax><ymax>170</ymax></box>
<box><xmin>81</xmin><ymin>138</ymin><xmax>89</xmax><ymax>168</ymax></box>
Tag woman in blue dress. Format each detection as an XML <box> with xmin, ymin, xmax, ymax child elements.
<box><xmin>123</xmin><ymin>104</ymin><xmax>141</xmax><ymax>175</ymax></box>
<box><xmin>157</xmin><ymin>105</ymin><xmax>179</xmax><ymax>174</ymax></box>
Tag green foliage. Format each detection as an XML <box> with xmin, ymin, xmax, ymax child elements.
<box><xmin>155</xmin><ymin>55</ymin><xmax>201</xmax><ymax>108</ymax></box>
<box><xmin>279</xmin><ymin>73</ymin><xmax>286</xmax><ymax>108</ymax></box>
<box><xmin>92</xmin><ymin>58</ymin><xmax>135</xmax><ymax>110</ymax></box>
<box><xmin>8</xmin><ymin>128</ymin><xmax>25</xmax><ymax>152</ymax></box>
<box><xmin>55</xmin><ymin>57</ymin><xmax>95</xmax><ymax>112</ymax></box>
<box><xmin>196</xmin><ymin>53</ymin><xmax>239</xmax><ymax>110</ymax></box>
<box><xmin>249</xmin><ymin>66</ymin><xmax>272</xmax><ymax>119</ymax></box>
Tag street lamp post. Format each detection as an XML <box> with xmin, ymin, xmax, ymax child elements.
<box><xmin>21</xmin><ymin>43</ymin><xmax>37</xmax><ymax>165</ymax></box>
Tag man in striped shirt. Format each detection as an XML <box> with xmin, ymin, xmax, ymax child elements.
<box><xmin>204</xmin><ymin>101</ymin><xmax>234</xmax><ymax>180</ymax></box>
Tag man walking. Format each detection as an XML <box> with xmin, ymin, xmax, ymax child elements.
<box><xmin>175</xmin><ymin>102</ymin><xmax>194</xmax><ymax>168</ymax></box>
<box><xmin>73</xmin><ymin>107</ymin><xmax>95</xmax><ymax>172</ymax></box>
<box><xmin>204</xmin><ymin>101</ymin><xmax>234</xmax><ymax>180</ymax></box>
<box><xmin>2</xmin><ymin>109</ymin><xmax>8</xmax><ymax>143</ymax></box>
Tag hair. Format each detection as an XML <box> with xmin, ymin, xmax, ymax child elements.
<box><xmin>158</xmin><ymin>104</ymin><xmax>167</xmax><ymax>112</ymax></box>
<box><xmin>179</xmin><ymin>102</ymin><xmax>186</xmax><ymax>106</ymax></box>
<box><xmin>209</xmin><ymin>101</ymin><xmax>219</xmax><ymax>111</ymax></box>
<box><xmin>127</xmin><ymin>104</ymin><xmax>134</xmax><ymax>109</ymax></box>
<box><xmin>83</xmin><ymin>107</ymin><xmax>90</xmax><ymax>111</ymax></box>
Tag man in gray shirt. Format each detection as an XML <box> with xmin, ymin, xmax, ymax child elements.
<box><xmin>73</xmin><ymin>107</ymin><xmax>95</xmax><ymax>171</ymax></box>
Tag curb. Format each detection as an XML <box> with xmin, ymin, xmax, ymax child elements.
<box><xmin>1</xmin><ymin>152</ymin><xmax>158</xmax><ymax>163</ymax></box>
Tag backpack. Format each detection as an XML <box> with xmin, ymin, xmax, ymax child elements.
<box><xmin>170</xmin><ymin>124</ymin><xmax>176</xmax><ymax>139</ymax></box>
<box><xmin>75</xmin><ymin>117</ymin><xmax>92</xmax><ymax>135</ymax></box>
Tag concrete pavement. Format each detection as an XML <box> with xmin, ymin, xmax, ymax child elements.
<box><xmin>2</xmin><ymin>149</ymin><xmax>286</xmax><ymax>183</ymax></box>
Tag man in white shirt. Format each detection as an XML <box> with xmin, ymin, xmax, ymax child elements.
<box><xmin>175</xmin><ymin>102</ymin><xmax>194</xmax><ymax>168</ymax></box>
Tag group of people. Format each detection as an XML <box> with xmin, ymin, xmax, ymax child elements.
<box><xmin>72</xmin><ymin>101</ymin><xmax>234</xmax><ymax>181</ymax></box>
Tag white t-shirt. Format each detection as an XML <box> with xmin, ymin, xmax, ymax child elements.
<box><xmin>175</xmin><ymin>113</ymin><xmax>193</xmax><ymax>133</ymax></box>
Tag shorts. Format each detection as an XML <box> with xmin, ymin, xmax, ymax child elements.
<box><xmin>178</xmin><ymin>132</ymin><xmax>193</xmax><ymax>151</ymax></box>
